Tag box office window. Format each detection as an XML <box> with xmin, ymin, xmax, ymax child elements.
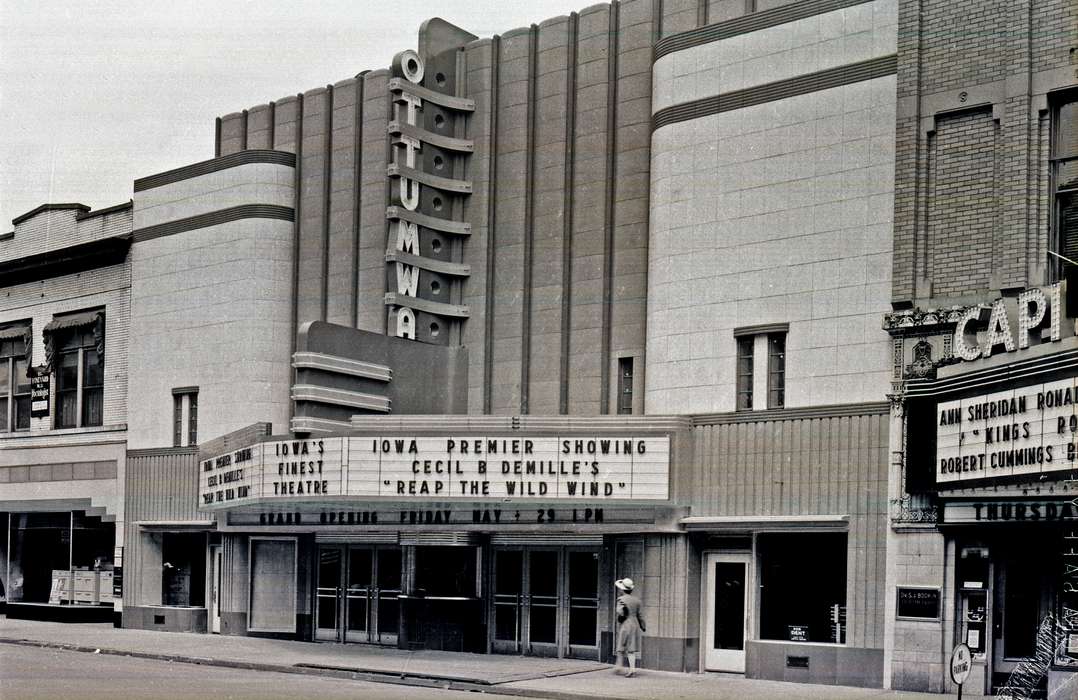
<box><xmin>415</xmin><ymin>546</ymin><xmax>479</xmax><ymax>598</ymax></box>
<box><xmin>758</xmin><ymin>533</ymin><xmax>847</xmax><ymax>644</ymax></box>
<box><xmin>161</xmin><ymin>532</ymin><xmax>206</xmax><ymax>607</ymax></box>
<box><xmin>249</xmin><ymin>538</ymin><xmax>297</xmax><ymax>632</ymax></box>
<box><xmin>0</xmin><ymin>331</ymin><xmax>30</xmax><ymax>432</ymax></box>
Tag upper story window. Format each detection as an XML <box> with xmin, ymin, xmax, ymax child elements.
<box><xmin>735</xmin><ymin>325</ymin><xmax>788</xmax><ymax>411</ymax></box>
<box><xmin>44</xmin><ymin>310</ymin><xmax>105</xmax><ymax>429</ymax></box>
<box><xmin>1053</xmin><ymin>94</ymin><xmax>1078</xmax><ymax>274</ymax></box>
<box><xmin>617</xmin><ymin>358</ymin><xmax>634</xmax><ymax>415</ymax></box>
<box><xmin>173</xmin><ymin>387</ymin><xmax>199</xmax><ymax>447</ymax></box>
<box><xmin>736</xmin><ymin>336</ymin><xmax>754</xmax><ymax>410</ymax></box>
<box><xmin>0</xmin><ymin>325</ymin><xmax>31</xmax><ymax>432</ymax></box>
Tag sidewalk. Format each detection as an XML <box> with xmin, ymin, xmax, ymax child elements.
<box><xmin>0</xmin><ymin>617</ymin><xmax>968</xmax><ymax>700</ymax></box>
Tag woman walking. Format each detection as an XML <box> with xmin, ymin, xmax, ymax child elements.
<box><xmin>614</xmin><ymin>578</ymin><xmax>645</xmax><ymax>677</ymax></box>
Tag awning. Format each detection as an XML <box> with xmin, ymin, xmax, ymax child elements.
<box><xmin>0</xmin><ymin>323</ymin><xmax>29</xmax><ymax>341</ymax></box>
<box><xmin>42</xmin><ymin>309</ymin><xmax>102</xmax><ymax>334</ymax></box>
<box><xmin>680</xmin><ymin>515</ymin><xmax>849</xmax><ymax>532</ymax></box>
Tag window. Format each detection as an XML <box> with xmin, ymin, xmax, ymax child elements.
<box><xmin>172</xmin><ymin>388</ymin><xmax>199</xmax><ymax>447</ymax></box>
<box><xmin>248</xmin><ymin>538</ymin><xmax>297</xmax><ymax>632</ymax></box>
<box><xmin>50</xmin><ymin>314</ymin><xmax>104</xmax><ymax>429</ymax></box>
<box><xmin>758</xmin><ymin>533</ymin><xmax>847</xmax><ymax>644</ymax></box>
<box><xmin>1053</xmin><ymin>95</ymin><xmax>1078</xmax><ymax>275</ymax></box>
<box><xmin>415</xmin><ymin>546</ymin><xmax>478</xmax><ymax>598</ymax></box>
<box><xmin>735</xmin><ymin>326</ymin><xmax>788</xmax><ymax>411</ymax></box>
<box><xmin>617</xmin><ymin>358</ymin><xmax>634</xmax><ymax>415</ymax></box>
<box><xmin>161</xmin><ymin>532</ymin><xmax>207</xmax><ymax>607</ymax></box>
<box><xmin>736</xmin><ymin>337</ymin><xmax>754</xmax><ymax>410</ymax></box>
<box><xmin>0</xmin><ymin>327</ymin><xmax>30</xmax><ymax>432</ymax></box>
<box><xmin>767</xmin><ymin>333</ymin><xmax>786</xmax><ymax>409</ymax></box>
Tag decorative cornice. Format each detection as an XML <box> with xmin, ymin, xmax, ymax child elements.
<box><xmin>75</xmin><ymin>201</ymin><xmax>133</xmax><ymax>221</ymax></box>
<box><xmin>386</xmin><ymin>206</ymin><xmax>471</xmax><ymax>236</ymax></box>
<box><xmin>133</xmin><ymin>150</ymin><xmax>296</xmax><ymax>192</ymax></box>
<box><xmin>653</xmin><ymin>0</ymin><xmax>873</xmax><ymax>61</ymax></box>
<box><xmin>386</xmin><ymin>163</ymin><xmax>472</xmax><ymax>194</ymax></box>
<box><xmin>388</xmin><ymin>122</ymin><xmax>474</xmax><ymax>152</ymax></box>
<box><xmin>652</xmin><ymin>55</ymin><xmax>897</xmax><ymax>131</ymax></box>
<box><xmin>291</xmin><ymin>351</ymin><xmax>392</xmax><ymax>382</ymax></box>
<box><xmin>11</xmin><ymin>203</ymin><xmax>91</xmax><ymax>226</ymax></box>
<box><xmin>385</xmin><ymin>251</ymin><xmax>470</xmax><ymax>277</ymax></box>
<box><xmin>131</xmin><ymin>204</ymin><xmax>293</xmax><ymax>243</ymax></box>
<box><xmin>127</xmin><ymin>446</ymin><xmax>198</xmax><ymax>457</ymax></box>
<box><xmin>291</xmin><ymin>384</ymin><xmax>391</xmax><ymax>412</ymax></box>
<box><xmin>387</xmin><ymin>78</ymin><xmax>475</xmax><ymax>112</ymax></box>
<box><xmin>692</xmin><ymin>401</ymin><xmax>890</xmax><ymax>426</ymax></box>
<box><xmin>882</xmin><ymin>305</ymin><xmax>971</xmax><ymax>334</ymax></box>
<box><xmin>383</xmin><ymin>292</ymin><xmax>469</xmax><ymax>318</ymax></box>
<box><xmin>0</xmin><ymin>235</ymin><xmax>130</xmax><ymax>287</ymax></box>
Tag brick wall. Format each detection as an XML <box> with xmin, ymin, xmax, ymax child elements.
<box><xmin>890</xmin><ymin>0</ymin><xmax>1077</xmax><ymax>305</ymax></box>
<box><xmin>925</xmin><ymin>108</ymin><xmax>997</xmax><ymax>297</ymax></box>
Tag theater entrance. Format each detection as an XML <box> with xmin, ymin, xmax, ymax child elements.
<box><xmin>490</xmin><ymin>547</ymin><xmax>600</xmax><ymax>659</ymax></box>
<box><xmin>316</xmin><ymin>545</ymin><xmax>402</xmax><ymax>644</ymax></box>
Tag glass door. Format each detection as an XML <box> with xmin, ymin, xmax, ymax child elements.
<box><xmin>316</xmin><ymin>547</ymin><xmax>343</xmax><ymax>641</ymax></box>
<box><xmin>566</xmin><ymin>549</ymin><xmax>600</xmax><ymax>659</ymax></box>
<box><xmin>703</xmin><ymin>552</ymin><xmax>752</xmax><ymax>672</ymax></box>
<box><xmin>993</xmin><ymin>554</ymin><xmax>1047</xmax><ymax>678</ymax></box>
<box><xmin>526</xmin><ymin>549</ymin><xmax>561</xmax><ymax>657</ymax></box>
<box><xmin>375</xmin><ymin>547</ymin><xmax>402</xmax><ymax>645</ymax></box>
<box><xmin>345</xmin><ymin>548</ymin><xmax>372</xmax><ymax>642</ymax></box>
<box><xmin>492</xmin><ymin>549</ymin><xmax>524</xmax><ymax>653</ymax></box>
<box><xmin>210</xmin><ymin>546</ymin><xmax>222</xmax><ymax>634</ymax></box>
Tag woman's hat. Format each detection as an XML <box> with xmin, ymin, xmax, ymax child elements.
<box><xmin>615</xmin><ymin>578</ymin><xmax>635</xmax><ymax>592</ymax></box>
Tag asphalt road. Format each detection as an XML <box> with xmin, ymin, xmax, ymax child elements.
<box><xmin>0</xmin><ymin>644</ymin><xmax>521</xmax><ymax>700</ymax></box>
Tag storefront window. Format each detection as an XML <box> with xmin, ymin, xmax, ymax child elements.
<box><xmin>161</xmin><ymin>532</ymin><xmax>206</xmax><ymax>607</ymax></box>
<box><xmin>415</xmin><ymin>546</ymin><xmax>478</xmax><ymax>598</ymax></box>
<box><xmin>3</xmin><ymin>512</ymin><xmax>113</xmax><ymax>604</ymax></box>
<box><xmin>758</xmin><ymin>532</ymin><xmax>847</xmax><ymax>644</ymax></box>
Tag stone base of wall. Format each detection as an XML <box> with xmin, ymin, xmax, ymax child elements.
<box><xmin>123</xmin><ymin>605</ymin><xmax>207</xmax><ymax>633</ymax></box>
<box><xmin>746</xmin><ymin>641</ymin><xmax>884</xmax><ymax>688</ymax></box>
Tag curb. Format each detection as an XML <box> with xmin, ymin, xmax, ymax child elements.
<box><xmin>0</xmin><ymin>637</ymin><xmax>626</xmax><ymax>700</ymax></box>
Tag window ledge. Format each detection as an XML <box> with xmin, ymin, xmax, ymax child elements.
<box><xmin>750</xmin><ymin>639</ymin><xmax>848</xmax><ymax>648</ymax></box>
<box><xmin>0</xmin><ymin>423</ymin><xmax>126</xmax><ymax>441</ymax></box>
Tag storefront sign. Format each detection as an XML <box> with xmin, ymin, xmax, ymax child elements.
<box><xmin>896</xmin><ymin>586</ymin><xmax>941</xmax><ymax>620</ymax></box>
<box><xmin>936</xmin><ymin>376</ymin><xmax>1078</xmax><ymax>484</ymax></box>
<box><xmin>198</xmin><ymin>436</ymin><xmax>670</xmax><ymax>509</ymax></box>
<box><xmin>952</xmin><ymin>283</ymin><xmax>1066</xmax><ymax>362</ymax></box>
<box><xmin>942</xmin><ymin>499</ymin><xmax>1078</xmax><ymax>523</ymax></box>
<box><xmin>223</xmin><ymin>503</ymin><xmax>666</xmax><ymax>529</ymax></box>
<box><xmin>30</xmin><ymin>373</ymin><xmax>49</xmax><ymax>417</ymax></box>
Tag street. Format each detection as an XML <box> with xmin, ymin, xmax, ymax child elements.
<box><xmin>0</xmin><ymin>645</ymin><xmax>519</xmax><ymax>700</ymax></box>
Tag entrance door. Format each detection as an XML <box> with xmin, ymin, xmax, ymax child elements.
<box><xmin>316</xmin><ymin>547</ymin><xmax>343</xmax><ymax>641</ymax></box>
<box><xmin>316</xmin><ymin>545</ymin><xmax>401</xmax><ymax>644</ymax></box>
<box><xmin>993</xmin><ymin>554</ymin><xmax>1047</xmax><ymax>678</ymax></box>
<box><xmin>490</xmin><ymin>547</ymin><xmax>599</xmax><ymax>659</ymax></box>
<box><xmin>210</xmin><ymin>545</ymin><xmax>222</xmax><ymax>634</ymax></box>
<box><xmin>703</xmin><ymin>552</ymin><xmax>752</xmax><ymax>673</ymax></box>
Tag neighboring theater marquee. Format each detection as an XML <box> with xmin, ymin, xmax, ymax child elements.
<box><xmin>385</xmin><ymin>49</ymin><xmax>473</xmax><ymax>345</ymax></box>
<box><xmin>198</xmin><ymin>435</ymin><xmax>670</xmax><ymax>509</ymax></box>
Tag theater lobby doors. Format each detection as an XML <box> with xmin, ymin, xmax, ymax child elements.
<box><xmin>316</xmin><ymin>545</ymin><xmax>402</xmax><ymax>644</ymax></box>
<box><xmin>491</xmin><ymin>547</ymin><xmax>600</xmax><ymax>659</ymax></box>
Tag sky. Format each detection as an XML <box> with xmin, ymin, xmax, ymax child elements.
<box><xmin>0</xmin><ymin>1</ymin><xmax>587</xmax><ymax>230</ymax></box>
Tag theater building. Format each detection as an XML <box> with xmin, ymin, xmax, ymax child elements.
<box><xmin>45</xmin><ymin>0</ymin><xmax>898</xmax><ymax>688</ymax></box>
<box><xmin>882</xmin><ymin>0</ymin><xmax>1078</xmax><ymax>695</ymax></box>
<box><xmin>0</xmin><ymin>201</ymin><xmax>132</xmax><ymax>624</ymax></box>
